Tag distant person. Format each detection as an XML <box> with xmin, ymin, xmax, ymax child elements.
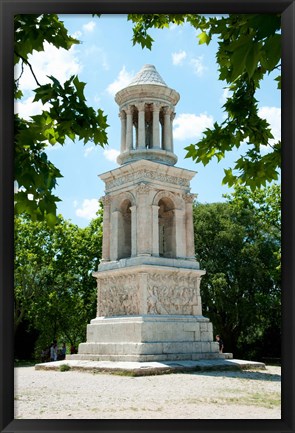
<box><xmin>50</xmin><ymin>342</ymin><xmax>58</xmax><ymax>361</ymax></box>
<box><xmin>60</xmin><ymin>342</ymin><xmax>66</xmax><ymax>360</ymax></box>
<box><xmin>216</xmin><ymin>335</ymin><xmax>224</xmax><ymax>353</ymax></box>
<box><xmin>50</xmin><ymin>344</ymin><xmax>54</xmax><ymax>361</ymax></box>
<box><xmin>70</xmin><ymin>344</ymin><xmax>77</xmax><ymax>355</ymax></box>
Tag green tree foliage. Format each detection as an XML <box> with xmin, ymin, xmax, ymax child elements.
<box><xmin>14</xmin><ymin>14</ymin><xmax>109</xmax><ymax>225</ymax></box>
<box><xmin>128</xmin><ymin>14</ymin><xmax>281</xmax><ymax>189</ymax></box>
<box><xmin>14</xmin><ymin>210</ymin><xmax>103</xmax><ymax>355</ymax></box>
<box><xmin>193</xmin><ymin>184</ymin><xmax>281</xmax><ymax>359</ymax></box>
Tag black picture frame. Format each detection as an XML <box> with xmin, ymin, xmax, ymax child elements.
<box><xmin>1</xmin><ymin>1</ymin><xmax>294</xmax><ymax>432</ymax></box>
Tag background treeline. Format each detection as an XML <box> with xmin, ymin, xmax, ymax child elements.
<box><xmin>14</xmin><ymin>184</ymin><xmax>280</xmax><ymax>362</ymax></box>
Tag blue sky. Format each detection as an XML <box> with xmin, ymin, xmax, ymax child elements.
<box><xmin>15</xmin><ymin>14</ymin><xmax>281</xmax><ymax>227</ymax></box>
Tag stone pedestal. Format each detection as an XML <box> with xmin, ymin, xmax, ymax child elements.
<box><xmin>70</xmin><ymin>315</ymin><xmax>222</xmax><ymax>362</ymax></box>
<box><xmin>69</xmin><ymin>263</ymin><xmax>225</xmax><ymax>361</ymax></box>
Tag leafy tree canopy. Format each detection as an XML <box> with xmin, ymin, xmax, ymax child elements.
<box><xmin>14</xmin><ymin>14</ymin><xmax>109</xmax><ymax>226</ymax></box>
<box><xmin>14</xmin><ymin>210</ymin><xmax>103</xmax><ymax>354</ymax></box>
<box><xmin>128</xmin><ymin>14</ymin><xmax>281</xmax><ymax>190</ymax></box>
<box><xmin>193</xmin><ymin>183</ymin><xmax>281</xmax><ymax>359</ymax></box>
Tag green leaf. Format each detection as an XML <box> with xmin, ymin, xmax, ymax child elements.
<box><xmin>198</xmin><ymin>31</ymin><xmax>210</xmax><ymax>45</ymax></box>
<box><xmin>261</xmin><ymin>34</ymin><xmax>281</xmax><ymax>71</ymax></box>
<box><xmin>245</xmin><ymin>43</ymin><xmax>260</xmax><ymax>78</ymax></box>
<box><xmin>73</xmin><ymin>76</ymin><xmax>86</xmax><ymax>102</ymax></box>
<box><xmin>275</xmin><ymin>75</ymin><xmax>281</xmax><ymax>90</ymax></box>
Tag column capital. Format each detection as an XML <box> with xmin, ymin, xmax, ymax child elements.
<box><xmin>163</xmin><ymin>106</ymin><xmax>174</xmax><ymax>115</ymax></box>
<box><xmin>100</xmin><ymin>195</ymin><xmax>112</xmax><ymax>205</ymax></box>
<box><xmin>125</xmin><ymin>105</ymin><xmax>134</xmax><ymax>115</ymax></box>
<box><xmin>151</xmin><ymin>102</ymin><xmax>161</xmax><ymax>112</ymax></box>
<box><xmin>119</xmin><ymin>110</ymin><xmax>126</xmax><ymax>119</ymax></box>
<box><xmin>137</xmin><ymin>102</ymin><xmax>146</xmax><ymax>111</ymax></box>
<box><xmin>136</xmin><ymin>182</ymin><xmax>150</xmax><ymax>195</ymax></box>
<box><xmin>182</xmin><ymin>193</ymin><xmax>197</xmax><ymax>203</ymax></box>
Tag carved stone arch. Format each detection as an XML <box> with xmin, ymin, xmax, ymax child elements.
<box><xmin>152</xmin><ymin>191</ymin><xmax>182</xmax><ymax>259</ymax></box>
<box><xmin>112</xmin><ymin>191</ymin><xmax>136</xmax><ymax>212</ymax></box>
<box><xmin>152</xmin><ymin>190</ymin><xmax>183</xmax><ymax>210</ymax></box>
<box><xmin>111</xmin><ymin>192</ymin><xmax>136</xmax><ymax>260</ymax></box>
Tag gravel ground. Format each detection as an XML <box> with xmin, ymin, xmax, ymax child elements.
<box><xmin>14</xmin><ymin>366</ymin><xmax>281</xmax><ymax>419</ymax></box>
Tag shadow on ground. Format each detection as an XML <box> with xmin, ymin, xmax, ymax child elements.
<box><xmin>190</xmin><ymin>369</ymin><xmax>281</xmax><ymax>382</ymax></box>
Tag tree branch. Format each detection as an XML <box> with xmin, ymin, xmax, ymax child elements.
<box><xmin>14</xmin><ymin>50</ymin><xmax>42</xmax><ymax>87</ymax></box>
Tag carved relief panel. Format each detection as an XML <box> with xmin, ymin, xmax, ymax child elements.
<box><xmin>97</xmin><ymin>273</ymin><xmax>140</xmax><ymax>317</ymax></box>
<box><xmin>146</xmin><ymin>272</ymin><xmax>201</xmax><ymax>315</ymax></box>
<box><xmin>96</xmin><ymin>270</ymin><xmax>203</xmax><ymax>317</ymax></box>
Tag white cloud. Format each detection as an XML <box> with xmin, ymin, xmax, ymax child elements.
<box><xmin>84</xmin><ymin>46</ymin><xmax>109</xmax><ymax>70</ymax></box>
<box><xmin>220</xmin><ymin>88</ymin><xmax>233</xmax><ymax>104</ymax></box>
<box><xmin>14</xmin><ymin>42</ymin><xmax>81</xmax><ymax>92</ymax></box>
<box><xmin>173</xmin><ymin>113</ymin><xmax>214</xmax><ymax>141</ymax></box>
<box><xmin>84</xmin><ymin>146</ymin><xmax>95</xmax><ymax>157</ymax></box>
<box><xmin>14</xmin><ymin>95</ymin><xmax>51</xmax><ymax>119</ymax></box>
<box><xmin>258</xmin><ymin>106</ymin><xmax>281</xmax><ymax>144</ymax></box>
<box><xmin>104</xmin><ymin>148</ymin><xmax>120</xmax><ymax>163</ymax></box>
<box><xmin>190</xmin><ymin>56</ymin><xmax>207</xmax><ymax>76</ymax></box>
<box><xmin>94</xmin><ymin>94</ymin><xmax>101</xmax><ymax>104</ymax></box>
<box><xmin>172</xmin><ymin>50</ymin><xmax>187</xmax><ymax>66</ymax></box>
<box><xmin>75</xmin><ymin>199</ymin><xmax>100</xmax><ymax>220</ymax></box>
<box><xmin>106</xmin><ymin>66</ymin><xmax>134</xmax><ymax>96</ymax></box>
<box><xmin>72</xmin><ymin>30</ymin><xmax>82</xmax><ymax>39</ymax></box>
<box><xmin>83</xmin><ymin>21</ymin><xmax>96</xmax><ymax>32</ymax></box>
<box><xmin>169</xmin><ymin>23</ymin><xmax>178</xmax><ymax>31</ymax></box>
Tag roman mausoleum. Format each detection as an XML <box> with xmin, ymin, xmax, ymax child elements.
<box><xmin>71</xmin><ymin>64</ymin><xmax>225</xmax><ymax>362</ymax></box>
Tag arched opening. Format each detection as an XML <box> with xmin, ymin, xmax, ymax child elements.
<box><xmin>118</xmin><ymin>199</ymin><xmax>132</xmax><ymax>259</ymax></box>
<box><xmin>158</xmin><ymin>197</ymin><xmax>176</xmax><ymax>258</ymax></box>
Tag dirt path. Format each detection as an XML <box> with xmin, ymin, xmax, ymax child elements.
<box><xmin>14</xmin><ymin>366</ymin><xmax>281</xmax><ymax>419</ymax></box>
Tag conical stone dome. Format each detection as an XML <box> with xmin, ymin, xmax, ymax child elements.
<box><xmin>115</xmin><ymin>65</ymin><xmax>180</xmax><ymax>166</ymax></box>
<box><xmin>128</xmin><ymin>64</ymin><xmax>167</xmax><ymax>87</ymax></box>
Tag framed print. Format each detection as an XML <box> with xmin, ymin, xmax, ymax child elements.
<box><xmin>1</xmin><ymin>1</ymin><xmax>294</xmax><ymax>432</ymax></box>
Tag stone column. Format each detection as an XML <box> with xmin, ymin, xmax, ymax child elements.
<box><xmin>125</xmin><ymin>106</ymin><xmax>133</xmax><ymax>150</ymax></box>
<box><xmin>170</xmin><ymin>111</ymin><xmax>175</xmax><ymax>153</ymax></box>
<box><xmin>160</xmin><ymin>116</ymin><xmax>164</xmax><ymax>149</ymax></box>
<box><xmin>183</xmin><ymin>193</ymin><xmax>197</xmax><ymax>258</ymax></box>
<box><xmin>174</xmin><ymin>208</ymin><xmax>186</xmax><ymax>258</ymax></box>
<box><xmin>163</xmin><ymin>106</ymin><xmax>172</xmax><ymax>152</ymax></box>
<box><xmin>100</xmin><ymin>195</ymin><xmax>111</xmax><ymax>262</ymax></box>
<box><xmin>110</xmin><ymin>210</ymin><xmax>120</xmax><ymax>261</ymax></box>
<box><xmin>152</xmin><ymin>103</ymin><xmax>161</xmax><ymax>149</ymax></box>
<box><xmin>130</xmin><ymin>205</ymin><xmax>137</xmax><ymax>257</ymax></box>
<box><xmin>134</xmin><ymin>120</ymin><xmax>138</xmax><ymax>149</ymax></box>
<box><xmin>137</xmin><ymin>103</ymin><xmax>146</xmax><ymax>149</ymax></box>
<box><xmin>152</xmin><ymin>205</ymin><xmax>160</xmax><ymax>256</ymax></box>
<box><xmin>136</xmin><ymin>183</ymin><xmax>151</xmax><ymax>255</ymax></box>
<box><xmin>119</xmin><ymin>110</ymin><xmax>126</xmax><ymax>153</ymax></box>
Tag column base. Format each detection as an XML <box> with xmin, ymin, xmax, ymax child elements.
<box><xmin>117</xmin><ymin>149</ymin><xmax>178</xmax><ymax>166</ymax></box>
<box><xmin>71</xmin><ymin>315</ymin><xmax>224</xmax><ymax>362</ymax></box>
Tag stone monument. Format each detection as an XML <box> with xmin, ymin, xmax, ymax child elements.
<box><xmin>71</xmin><ymin>64</ymin><xmax>225</xmax><ymax>362</ymax></box>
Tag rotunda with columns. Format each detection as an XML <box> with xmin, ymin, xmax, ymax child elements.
<box><xmin>69</xmin><ymin>65</ymin><xmax>226</xmax><ymax>362</ymax></box>
<box><xmin>115</xmin><ymin>64</ymin><xmax>179</xmax><ymax>166</ymax></box>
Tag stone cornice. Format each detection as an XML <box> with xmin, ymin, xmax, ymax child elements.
<box><xmin>99</xmin><ymin>160</ymin><xmax>197</xmax><ymax>192</ymax></box>
<box><xmin>115</xmin><ymin>84</ymin><xmax>180</xmax><ymax>107</ymax></box>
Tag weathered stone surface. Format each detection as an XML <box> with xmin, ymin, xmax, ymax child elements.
<box><xmin>93</xmin><ymin>266</ymin><xmax>204</xmax><ymax>317</ymax></box>
<box><xmin>70</xmin><ymin>65</ymin><xmax>230</xmax><ymax>362</ymax></box>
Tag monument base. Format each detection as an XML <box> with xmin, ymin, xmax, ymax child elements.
<box><xmin>69</xmin><ymin>315</ymin><xmax>227</xmax><ymax>362</ymax></box>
